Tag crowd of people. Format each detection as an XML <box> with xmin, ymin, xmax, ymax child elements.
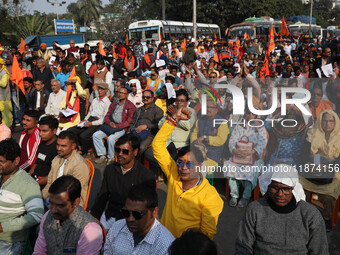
<box><xmin>0</xmin><ymin>33</ymin><xmax>339</xmax><ymax>254</ymax></box>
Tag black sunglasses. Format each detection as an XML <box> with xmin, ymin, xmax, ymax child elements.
<box><xmin>142</xmin><ymin>96</ymin><xmax>152</xmax><ymax>100</ymax></box>
<box><xmin>130</xmin><ymin>85</ymin><xmax>136</xmax><ymax>88</ymax></box>
<box><xmin>115</xmin><ymin>147</ymin><xmax>130</xmax><ymax>155</ymax></box>
<box><xmin>121</xmin><ymin>208</ymin><xmax>147</xmax><ymax>220</ymax></box>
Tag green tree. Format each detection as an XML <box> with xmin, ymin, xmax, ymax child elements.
<box><xmin>77</xmin><ymin>0</ymin><xmax>103</xmax><ymax>26</ymax></box>
<box><xmin>2</xmin><ymin>0</ymin><xmax>33</xmax><ymax>17</ymax></box>
<box><xmin>4</xmin><ymin>14</ymin><xmax>54</xmax><ymax>41</ymax></box>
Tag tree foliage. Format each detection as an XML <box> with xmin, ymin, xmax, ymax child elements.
<box><xmin>4</xmin><ymin>14</ymin><xmax>54</xmax><ymax>41</ymax></box>
<box><xmin>77</xmin><ymin>0</ymin><xmax>103</xmax><ymax>26</ymax></box>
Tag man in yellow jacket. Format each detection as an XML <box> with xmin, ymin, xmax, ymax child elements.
<box><xmin>152</xmin><ymin>107</ymin><xmax>224</xmax><ymax>239</ymax></box>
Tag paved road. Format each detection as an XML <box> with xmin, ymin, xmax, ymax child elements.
<box><xmin>12</xmin><ymin>126</ymin><xmax>340</xmax><ymax>254</ymax></box>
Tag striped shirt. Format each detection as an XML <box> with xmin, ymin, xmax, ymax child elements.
<box><xmin>0</xmin><ymin>169</ymin><xmax>44</xmax><ymax>242</ymax></box>
<box><xmin>19</xmin><ymin>127</ymin><xmax>41</xmax><ymax>171</ymax></box>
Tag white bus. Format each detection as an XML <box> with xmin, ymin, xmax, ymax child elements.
<box><xmin>288</xmin><ymin>22</ymin><xmax>322</xmax><ymax>38</ymax></box>
<box><xmin>128</xmin><ymin>20</ymin><xmax>221</xmax><ymax>43</ymax></box>
<box><xmin>229</xmin><ymin>17</ymin><xmax>282</xmax><ymax>40</ymax></box>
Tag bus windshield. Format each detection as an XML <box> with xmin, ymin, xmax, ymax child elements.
<box><xmin>130</xmin><ymin>26</ymin><xmax>159</xmax><ymax>41</ymax></box>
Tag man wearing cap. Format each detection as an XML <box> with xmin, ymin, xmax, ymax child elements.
<box><xmin>38</xmin><ymin>43</ymin><xmax>52</xmax><ymax>63</ymax></box>
<box><xmin>68</xmin><ymin>82</ymin><xmax>111</xmax><ymax>156</ymax></box>
<box><xmin>0</xmin><ymin>57</ymin><xmax>13</xmax><ymax>127</ymax></box>
<box><xmin>236</xmin><ymin>164</ymin><xmax>328</xmax><ymax>254</ymax></box>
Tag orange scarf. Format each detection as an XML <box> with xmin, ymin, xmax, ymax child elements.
<box><xmin>81</xmin><ymin>57</ymin><xmax>88</xmax><ymax>64</ymax></box>
<box><xmin>144</xmin><ymin>53</ymin><xmax>153</xmax><ymax>66</ymax></box>
<box><xmin>124</xmin><ymin>56</ymin><xmax>135</xmax><ymax>70</ymax></box>
<box><xmin>66</xmin><ymin>86</ymin><xmax>80</xmax><ymax>123</ymax></box>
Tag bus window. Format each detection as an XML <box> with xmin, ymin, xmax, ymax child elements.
<box><xmin>130</xmin><ymin>29</ymin><xmax>143</xmax><ymax>40</ymax></box>
<box><xmin>145</xmin><ymin>28</ymin><xmax>159</xmax><ymax>40</ymax></box>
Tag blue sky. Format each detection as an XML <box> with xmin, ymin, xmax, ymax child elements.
<box><xmin>28</xmin><ymin>0</ymin><xmax>110</xmax><ymax>14</ymax></box>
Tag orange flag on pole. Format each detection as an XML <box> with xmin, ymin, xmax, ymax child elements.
<box><xmin>19</xmin><ymin>38</ymin><xmax>25</xmax><ymax>54</ymax></box>
<box><xmin>259</xmin><ymin>54</ymin><xmax>270</xmax><ymax>82</ymax></box>
<box><xmin>268</xmin><ymin>24</ymin><xmax>275</xmax><ymax>55</ymax></box>
<box><xmin>181</xmin><ymin>38</ymin><xmax>187</xmax><ymax>53</ymax></box>
<box><xmin>280</xmin><ymin>16</ymin><xmax>289</xmax><ymax>37</ymax></box>
<box><xmin>112</xmin><ymin>43</ymin><xmax>118</xmax><ymax>59</ymax></box>
<box><xmin>213</xmin><ymin>52</ymin><xmax>219</xmax><ymax>63</ymax></box>
<box><xmin>126</xmin><ymin>34</ymin><xmax>129</xmax><ymax>45</ymax></box>
<box><xmin>10</xmin><ymin>55</ymin><xmax>25</xmax><ymax>95</ymax></box>
<box><xmin>274</xmin><ymin>30</ymin><xmax>278</xmax><ymax>37</ymax></box>
<box><xmin>98</xmin><ymin>39</ymin><xmax>106</xmax><ymax>56</ymax></box>
<box><xmin>160</xmin><ymin>33</ymin><xmax>162</xmax><ymax>43</ymax></box>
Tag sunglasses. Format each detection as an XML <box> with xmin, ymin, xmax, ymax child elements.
<box><xmin>268</xmin><ymin>185</ymin><xmax>292</xmax><ymax>195</ymax></box>
<box><xmin>121</xmin><ymin>208</ymin><xmax>147</xmax><ymax>220</ymax></box>
<box><xmin>142</xmin><ymin>96</ymin><xmax>152</xmax><ymax>100</ymax></box>
<box><xmin>150</xmin><ymin>74</ymin><xmax>156</xmax><ymax>77</ymax></box>
<box><xmin>176</xmin><ymin>160</ymin><xmax>195</xmax><ymax>169</ymax></box>
<box><xmin>130</xmin><ymin>85</ymin><xmax>136</xmax><ymax>88</ymax></box>
<box><xmin>115</xmin><ymin>147</ymin><xmax>130</xmax><ymax>155</ymax></box>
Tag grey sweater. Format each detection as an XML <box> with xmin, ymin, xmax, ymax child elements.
<box><xmin>236</xmin><ymin>197</ymin><xmax>329</xmax><ymax>255</ymax></box>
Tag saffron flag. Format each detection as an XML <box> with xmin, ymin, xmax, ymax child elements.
<box><xmin>213</xmin><ymin>52</ymin><xmax>219</xmax><ymax>63</ymax></box>
<box><xmin>160</xmin><ymin>33</ymin><xmax>162</xmax><ymax>43</ymax></box>
<box><xmin>112</xmin><ymin>43</ymin><xmax>118</xmax><ymax>59</ymax></box>
<box><xmin>244</xmin><ymin>32</ymin><xmax>251</xmax><ymax>40</ymax></box>
<box><xmin>19</xmin><ymin>38</ymin><xmax>25</xmax><ymax>54</ymax></box>
<box><xmin>295</xmin><ymin>31</ymin><xmax>299</xmax><ymax>38</ymax></box>
<box><xmin>126</xmin><ymin>34</ymin><xmax>129</xmax><ymax>45</ymax></box>
<box><xmin>181</xmin><ymin>38</ymin><xmax>187</xmax><ymax>53</ymax></box>
<box><xmin>10</xmin><ymin>55</ymin><xmax>25</xmax><ymax>95</ymax></box>
<box><xmin>280</xmin><ymin>16</ymin><xmax>289</xmax><ymax>37</ymax></box>
<box><xmin>98</xmin><ymin>39</ymin><xmax>106</xmax><ymax>56</ymax></box>
<box><xmin>259</xmin><ymin>54</ymin><xmax>270</xmax><ymax>81</ymax></box>
<box><xmin>274</xmin><ymin>30</ymin><xmax>278</xmax><ymax>37</ymax></box>
<box><xmin>268</xmin><ymin>24</ymin><xmax>275</xmax><ymax>54</ymax></box>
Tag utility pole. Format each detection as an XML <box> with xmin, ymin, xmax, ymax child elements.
<box><xmin>162</xmin><ymin>0</ymin><xmax>165</xmax><ymax>20</ymax></box>
<box><xmin>193</xmin><ymin>0</ymin><xmax>197</xmax><ymax>42</ymax></box>
<box><xmin>309</xmin><ymin>0</ymin><xmax>313</xmax><ymax>37</ymax></box>
<box><xmin>47</xmin><ymin>0</ymin><xmax>66</xmax><ymax>20</ymax></box>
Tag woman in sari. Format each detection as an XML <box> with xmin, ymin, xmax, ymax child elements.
<box><xmin>300</xmin><ymin>109</ymin><xmax>340</xmax><ymax>231</ymax></box>
<box><xmin>265</xmin><ymin>105</ymin><xmax>308</xmax><ymax>167</ymax></box>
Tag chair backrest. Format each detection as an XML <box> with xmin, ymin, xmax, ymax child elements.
<box><xmin>84</xmin><ymin>159</ymin><xmax>95</xmax><ymax>212</ymax></box>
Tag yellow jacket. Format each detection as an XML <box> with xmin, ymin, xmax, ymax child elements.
<box><xmin>152</xmin><ymin>121</ymin><xmax>224</xmax><ymax>239</ymax></box>
<box><xmin>59</xmin><ymin>81</ymin><xmax>87</xmax><ymax>129</ymax></box>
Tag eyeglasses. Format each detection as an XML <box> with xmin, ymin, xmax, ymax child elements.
<box><xmin>268</xmin><ymin>185</ymin><xmax>292</xmax><ymax>194</ymax></box>
<box><xmin>176</xmin><ymin>160</ymin><xmax>195</xmax><ymax>169</ymax></box>
<box><xmin>130</xmin><ymin>85</ymin><xmax>136</xmax><ymax>88</ymax></box>
<box><xmin>176</xmin><ymin>99</ymin><xmax>187</xmax><ymax>103</ymax></box>
<box><xmin>209</xmin><ymin>76</ymin><xmax>217</xmax><ymax>79</ymax></box>
<box><xmin>150</xmin><ymin>74</ymin><xmax>156</xmax><ymax>77</ymax></box>
<box><xmin>142</xmin><ymin>96</ymin><xmax>152</xmax><ymax>100</ymax></box>
<box><xmin>115</xmin><ymin>147</ymin><xmax>130</xmax><ymax>155</ymax></box>
<box><xmin>121</xmin><ymin>208</ymin><xmax>147</xmax><ymax>220</ymax></box>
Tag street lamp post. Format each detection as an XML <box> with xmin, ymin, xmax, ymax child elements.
<box><xmin>309</xmin><ymin>0</ymin><xmax>313</xmax><ymax>37</ymax></box>
<box><xmin>193</xmin><ymin>0</ymin><xmax>197</xmax><ymax>43</ymax></box>
<box><xmin>47</xmin><ymin>0</ymin><xmax>66</xmax><ymax>20</ymax></box>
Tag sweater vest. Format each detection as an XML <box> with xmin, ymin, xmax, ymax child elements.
<box><xmin>94</xmin><ymin>68</ymin><xmax>108</xmax><ymax>83</ymax></box>
<box><xmin>43</xmin><ymin>206</ymin><xmax>98</xmax><ymax>254</ymax></box>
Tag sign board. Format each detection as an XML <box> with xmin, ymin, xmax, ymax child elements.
<box><xmin>55</xmin><ymin>20</ymin><xmax>75</xmax><ymax>33</ymax></box>
<box><xmin>79</xmin><ymin>27</ymin><xmax>87</xmax><ymax>33</ymax></box>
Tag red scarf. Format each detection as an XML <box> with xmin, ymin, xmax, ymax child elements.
<box><xmin>66</xmin><ymin>85</ymin><xmax>80</xmax><ymax>123</ymax></box>
<box><xmin>124</xmin><ymin>56</ymin><xmax>135</xmax><ymax>70</ymax></box>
